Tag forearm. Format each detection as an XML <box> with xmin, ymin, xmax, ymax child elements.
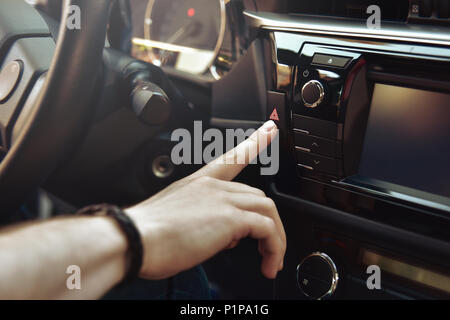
<box><xmin>0</xmin><ymin>216</ymin><xmax>128</xmax><ymax>299</ymax></box>
<box><xmin>0</xmin><ymin>121</ymin><xmax>284</xmax><ymax>299</ymax></box>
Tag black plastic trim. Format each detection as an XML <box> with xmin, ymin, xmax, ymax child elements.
<box><xmin>269</xmin><ymin>182</ymin><xmax>450</xmax><ymax>269</ymax></box>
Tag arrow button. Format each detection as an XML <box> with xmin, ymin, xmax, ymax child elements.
<box><xmin>295</xmin><ymin>148</ymin><xmax>342</xmax><ymax>176</ymax></box>
<box><xmin>294</xmin><ymin>132</ymin><xmax>341</xmax><ymax>158</ymax></box>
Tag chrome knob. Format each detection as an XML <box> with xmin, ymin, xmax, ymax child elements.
<box><xmin>296</xmin><ymin>252</ymin><xmax>339</xmax><ymax>300</ymax></box>
<box><xmin>301</xmin><ymin>80</ymin><xmax>325</xmax><ymax>108</ymax></box>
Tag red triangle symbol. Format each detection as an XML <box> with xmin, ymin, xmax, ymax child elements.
<box><xmin>269</xmin><ymin>108</ymin><xmax>279</xmax><ymax>121</ymax></box>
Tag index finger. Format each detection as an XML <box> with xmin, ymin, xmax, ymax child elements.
<box><xmin>192</xmin><ymin>120</ymin><xmax>278</xmax><ymax>181</ymax></box>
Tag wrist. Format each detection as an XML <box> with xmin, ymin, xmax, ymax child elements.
<box><xmin>124</xmin><ymin>206</ymin><xmax>163</xmax><ymax>278</ymax></box>
<box><xmin>76</xmin><ymin>204</ymin><xmax>144</xmax><ymax>283</ymax></box>
<box><xmin>91</xmin><ymin>215</ymin><xmax>130</xmax><ymax>282</ymax></box>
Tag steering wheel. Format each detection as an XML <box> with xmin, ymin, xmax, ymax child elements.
<box><xmin>0</xmin><ymin>0</ymin><xmax>110</xmax><ymax>218</ymax></box>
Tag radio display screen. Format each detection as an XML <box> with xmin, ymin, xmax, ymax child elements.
<box><xmin>358</xmin><ymin>84</ymin><xmax>450</xmax><ymax>200</ymax></box>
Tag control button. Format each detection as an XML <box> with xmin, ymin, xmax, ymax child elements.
<box><xmin>312</xmin><ymin>54</ymin><xmax>351</xmax><ymax>68</ymax></box>
<box><xmin>296</xmin><ymin>149</ymin><xmax>343</xmax><ymax>176</ymax></box>
<box><xmin>294</xmin><ymin>132</ymin><xmax>342</xmax><ymax>158</ymax></box>
<box><xmin>302</xmin><ymin>69</ymin><xmax>310</xmax><ymax>78</ymax></box>
<box><xmin>297</xmin><ymin>252</ymin><xmax>339</xmax><ymax>300</ymax></box>
<box><xmin>0</xmin><ymin>60</ymin><xmax>22</xmax><ymax>103</ymax></box>
<box><xmin>292</xmin><ymin>114</ymin><xmax>340</xmax><ymax>140</ymax></box>
<box><xmin>438</xmin><ymin>0</ymin><xmax>449</xmax><ymax>18</ymax></box>
<box><xmin>267</xmin><ymin>91</ymin><xmax>286</xmax><ymax>132</ymax></box>
<box><xmin>301</xmin><ymin>80</ymin><xmax>325</xmax><ymax>109</ymax></box>
<box><xmin>131</xmin><ymin>82</ymin><xmax>172</xmax><ymax>126</ymax></box>
<box><xmin>419</xmin><ymin>0</ymin><xmax>433</xmax><ymax>17</ymax></box>
<box><xmin>269</xmin><ymin>108</ymin><xmax>279</xmax><ymax>121</ymax></box>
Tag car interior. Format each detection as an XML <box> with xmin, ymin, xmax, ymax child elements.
<box><xmin>0</xmin><ymin>0</ymin><xmax>449</xmax><ymax>299</ymax></box>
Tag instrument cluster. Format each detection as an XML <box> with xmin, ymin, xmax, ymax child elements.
<box><xmin>129</xmin><ymin>0</ymin><xmax>249</xmax><ymax>79</ymax></box>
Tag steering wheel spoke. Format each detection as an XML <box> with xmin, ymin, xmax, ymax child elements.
<box><xmin>0</xmin><ymin>38</ymin><xmax>54</xmax><ymax>149</ymax></box>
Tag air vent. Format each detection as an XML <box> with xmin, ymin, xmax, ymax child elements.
<box><xmin>288</xmin><ymin>0</ymin><xmax>410</xmax><ymax>23</ymax></box>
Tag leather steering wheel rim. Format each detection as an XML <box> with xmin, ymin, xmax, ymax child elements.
<box><xmin>0</xmin><ymin>0</ymin><xmax>110</xmax><ymax>218</ymax></box>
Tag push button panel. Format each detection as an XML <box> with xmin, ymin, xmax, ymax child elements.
<box><xmin>293</xmin><ymin>44</ymin><xmax>360</xmax><ymax>123</ymax></box>
<box><xmin>294</xmin><ymin>131</ymin><xmax>342</xmax><ymax>158</ymax></box>
<box><xmin>292</xmin><ymin>114</ymin><xmax>344</xmax><ymax>177</ymax></box>
<box><xmin>290</xmin><ymin>45</ymin><xmax>362</xmax><ymax>178</ymax></box>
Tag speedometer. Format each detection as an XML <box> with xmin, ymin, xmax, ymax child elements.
<box><xmin>132</xmin><ymin>0</ymin><xmax>226</xmax><ymax>75</ymax></box>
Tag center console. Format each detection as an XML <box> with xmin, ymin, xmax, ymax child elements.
<box><xmin>290</xmin><ymin>42</ymin><xmax>450</xmax><ymax>211</ymax></box>
<box><xmin>247</xmin><ymin>11</ymin><xmax>450</xmax><ymax>299</ymax></box>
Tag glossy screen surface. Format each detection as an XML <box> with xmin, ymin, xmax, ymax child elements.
<box><xmin>359</xmin><ymin>84</ymin><xmax>450</xmax><ymax>198</ymax></box>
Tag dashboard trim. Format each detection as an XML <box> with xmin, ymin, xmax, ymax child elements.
<box><xmin>244</xmin><ymin>11</ymin><xmax>450</xmax><ymax>47</ymax></box>
<box><xmin>270</xmin><ymin>182</ymin><xmax>450</xmax><ymax>267</ymax></box>
<box><xmin>337</xmin><ymin>178</ymin><xmax>450</xmax><ymax>213</ymax></box>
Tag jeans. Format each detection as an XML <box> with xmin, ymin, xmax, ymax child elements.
<box><xmin>102</xmin><ymin>266</ymin><xmax>211</xmax><ymax>300</ymax></box>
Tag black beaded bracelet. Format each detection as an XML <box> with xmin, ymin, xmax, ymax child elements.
<box><xmin>76</xmin><ymin>204</ymin><xmax>143</xmax><ymax>283</ymax></box>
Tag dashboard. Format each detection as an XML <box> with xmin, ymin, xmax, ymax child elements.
<box><xmin>121</xmin><ymin>0</ymin><xmax>450</xmax><ymax>300</ymax></box>
<box><xmin>35</xmin><ymin>0</ymin><xmax>450</xmax><ymax>300</ymax></box>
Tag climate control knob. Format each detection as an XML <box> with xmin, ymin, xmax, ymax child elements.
<box><xmin>301</xmin><ymin>80</ymin><xmax>325</xmax><ymax>108</ymax></box>
<box><xmin>296</xmin><ymin>252</ymin><xmax>339</xmax><ymax>299</ymax></box>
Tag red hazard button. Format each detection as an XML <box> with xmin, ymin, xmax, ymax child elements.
<box><xmin>267</xmin><ymin>91</ymin><xmax>286</xmax><ymax>132</ymax></box>
<box><xmin>269</xmin><ymin>108</ymin><xmax>279</xmax><ymax>121</ymax></box>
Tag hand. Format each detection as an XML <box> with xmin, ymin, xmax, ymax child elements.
<box><xmin>126</xmin><ymin>120</ymin><xmax>285</xmax><ymax>280</ymax></box>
